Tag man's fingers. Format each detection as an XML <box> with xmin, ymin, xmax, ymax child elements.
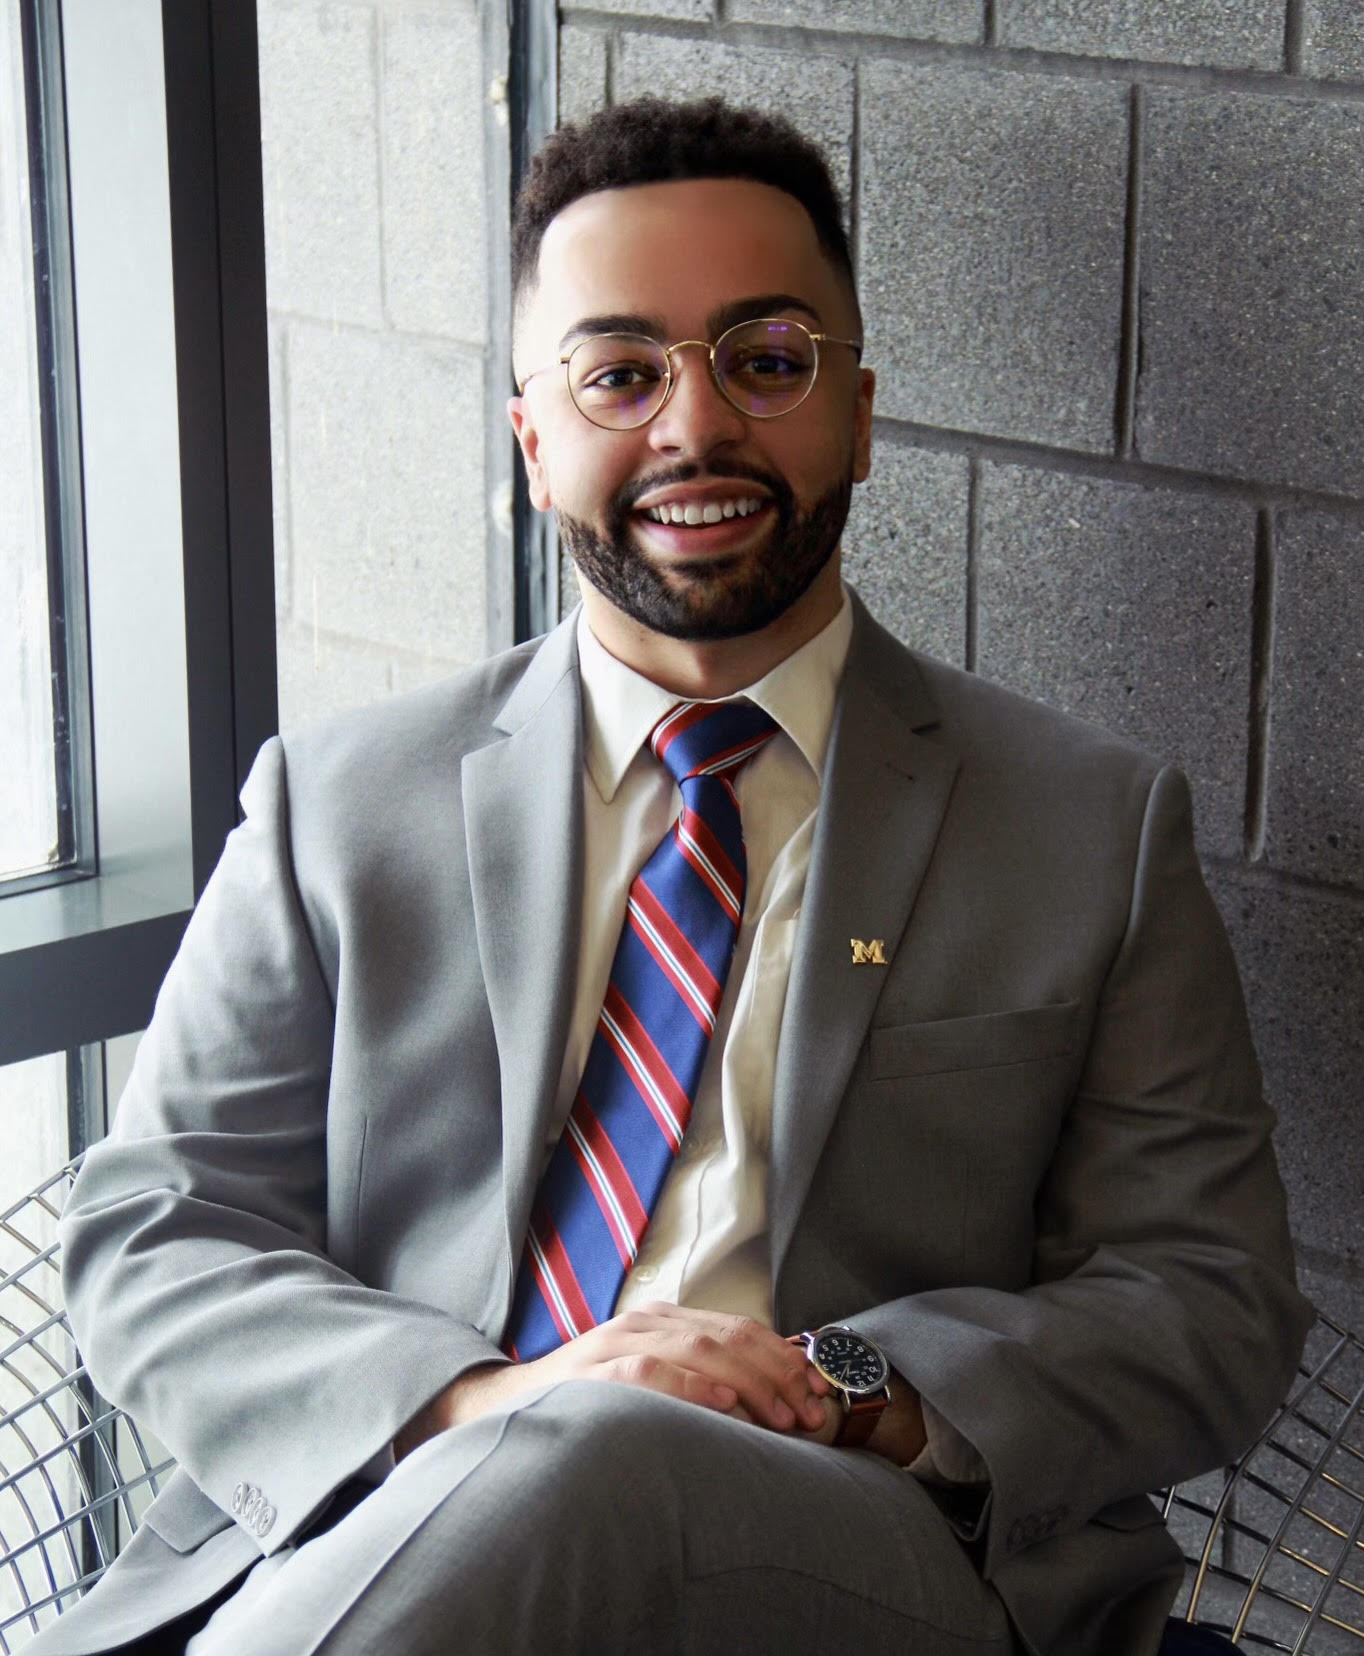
<box><xmin>688</xmin><ymin>1314</ymin><xmax>826</xmax><ymax>1431</ymax></box>
<box><xmin>599</xmin><ymin>1351</ymin><xmax>737</xmax><ymax>1412</ymax></box>
<box><xmin>603</xmin><ymin>1306</ymin><xmax>825</xmax><ymax>1432</ymax></box>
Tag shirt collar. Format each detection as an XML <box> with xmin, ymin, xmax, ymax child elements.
<box><xmin>576</xmin><ymin>586</ymin><xmax>854</xmax><ymax>803</ymax></box>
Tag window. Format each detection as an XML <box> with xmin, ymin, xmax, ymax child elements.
<box><xmin>1</xmin><ymin>2</ymin><xmax>93</xmax><ymax>896</ymax></box>
<box><xmin>0</xmin><ymin>0</ymin><xmax>275</xmax><ymax>1123</ymax></box>
<box><xmin>1</xmin><ymin>0</ymin><xmax>555</xmax><ymax>1155</ymax></box>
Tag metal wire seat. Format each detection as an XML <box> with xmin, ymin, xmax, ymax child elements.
<box><xmin>1164</xmin><ymin>1316</ymin><xmax>1364</xmax><ymax>1653</ymax></box>
<box><xmin>0</xmin><ymin>1161</ymin><xmax>1359</xmax><ymax>1652</ymax></box>
<box><xmin>0</xmin><ymin>1164</ymin><xmax>173</xmax><ymax>1652</ymax></box>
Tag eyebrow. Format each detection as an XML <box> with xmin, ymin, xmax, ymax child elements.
<box><xmin>556</xmin><ymin>293</ymin><xmax>824</xmax><ymax>354</ymax></box>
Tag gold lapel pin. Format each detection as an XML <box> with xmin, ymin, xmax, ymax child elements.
<box><xmin>850</xmin><ymin>939</ymin><xmax>888</xmax><ymax>966</ymax></box>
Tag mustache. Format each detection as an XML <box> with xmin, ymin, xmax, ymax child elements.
<box><xmin>613</xmin><ymin>462</ymin><xmax>794</xmax><ymax>518</ymax></box>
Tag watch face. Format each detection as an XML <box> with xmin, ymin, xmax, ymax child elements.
<box><xmin>811</xmin><ymin>1328</ymin><xmax>889</xmax><ymax>1394</ymax></box>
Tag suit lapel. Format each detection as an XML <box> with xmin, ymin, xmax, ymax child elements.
<box><xmin>462</xmin><ymin>614</ymin><xmax>584</xmax><ymax>1291</ymax></box>
<box><xmin>768</xmin><ymin>603</ymin><xmax>960</xmax><ymax>1281</ymax></box>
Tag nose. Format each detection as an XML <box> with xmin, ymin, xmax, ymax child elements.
<box><xmin>646</xmin><ymin>340</ymin><xmax>748</xmax><ymax>457</ymax></box>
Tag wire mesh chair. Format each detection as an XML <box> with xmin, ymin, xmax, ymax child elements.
<box><xmin>1163</xmin><ymin>1316</ymin><xmax>1364</xmax><ymax>1653</ymax></box>
<box><xmin>0</xmin><ymin>1161</ymin><xmax>1359</xmax><ymax>1652</ymax></box>
<box><xmin>0</xmin><ymin>1163</ymin><xmax>173</xmax><ymax>1653</ymax></box>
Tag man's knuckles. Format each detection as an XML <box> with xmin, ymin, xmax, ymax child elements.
<box><xmin>608</xmin><ymin>1351</ymin><xmax>662</xmax><ymax>1386</ymax></box>
<box><xmin>678</xmin><ymin>1328</ymin><xmax>722</xmax><ymax>1362</ymax></box>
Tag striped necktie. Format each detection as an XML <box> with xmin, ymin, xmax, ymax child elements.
<box><xmin>503</xmin><ymin>698</ymin><xmax>779</xmax><ymax>1361</ymax></box>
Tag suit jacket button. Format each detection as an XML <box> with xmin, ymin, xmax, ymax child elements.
<box><xmin>231</xmin><ymin>1483</ymin><xmax>246</xmax><ymax>1514</ymax></box>
<box><xmin>257</xmin><ymin>1505</ymin><xmax>276</xmax><ymax>1538</ymax></box>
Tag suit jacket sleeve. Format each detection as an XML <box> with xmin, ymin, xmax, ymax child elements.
<box><xmin>848</xmin><ymin>764</ymin><xmax>1313</xmax><ymax>1580</ymax></box>
<box><xmin>58</xmin><ymin>737</ymin><xmax>507</xmax><ymax>1553</ymax></box>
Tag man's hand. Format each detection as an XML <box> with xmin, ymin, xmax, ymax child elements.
<box><xmin>394</xmin><ymin>1303</ymin><xmax>829</xmax><ymax>1460</ymax></box>
<box><xmin>795</xmin><ymin>1371</ymin><xmax>929</xmax><ymax>1466</ymax></box>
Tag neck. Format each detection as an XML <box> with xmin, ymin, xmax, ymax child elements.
<box><xmin>578</xmin><ymin>558</ymin><xmax>843</xmax><ymax>699</ymax></box>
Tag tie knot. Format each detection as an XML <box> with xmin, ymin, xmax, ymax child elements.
<box><xmin>649</xmin><ymin>700</ymin><xmax>778</xmax><ymax>785</ymax></box>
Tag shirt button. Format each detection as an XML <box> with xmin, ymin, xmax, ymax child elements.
<box><xmin>634</xmin><ymin>1264</ymin><xmax>658</xmax><ymax>1283</ymax></box>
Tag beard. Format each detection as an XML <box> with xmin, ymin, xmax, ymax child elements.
<box><xmin>557</xmin><ymin>461</ymin><xmax>852</xmax><ymax>642</ymax></box>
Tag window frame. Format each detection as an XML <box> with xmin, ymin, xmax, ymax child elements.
<box><xmin>0</xmin><ymin>0</ymin><xmax>556</xmax><ymax>1086</ymax></box>
<box><xmin>0</xmin><ymin>0</ymin><xmax>276</xmax><ymax>1072</ymax></box>
<box><xmin>8</xmin><ymin>0</ymin><xmax>97</xmax><ymax>899</ymax></box>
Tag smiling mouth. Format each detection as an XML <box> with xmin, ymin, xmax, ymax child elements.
<box><xmin>638</xmin><ymin>496</ymin><xmax>769</xmax><ymax>527</ymax></box>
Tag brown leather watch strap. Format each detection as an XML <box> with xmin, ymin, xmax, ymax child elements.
<box><xmin>832</xmin><ymin>1388</ymin><xmax>889</xmax><ymax>1448</ymax></box>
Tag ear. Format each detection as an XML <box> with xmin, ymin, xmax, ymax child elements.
<box><xmin>507</xmin><ymin>395</ymin><xmax>552</xmax><ymax>511</ymax></box>
<box><xmin>852</xmin><ymin>366</ymin><xmax>875</xmax><ymax>484</ymax></box>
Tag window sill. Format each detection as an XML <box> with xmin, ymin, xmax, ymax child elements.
<box><xmin>0</xmin><ymin>852</ymin><xmax>192</xmax><ymax>1065</ymax></box>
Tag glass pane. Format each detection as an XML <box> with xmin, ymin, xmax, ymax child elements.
<box><xmin>0</xmin><ymin>6</ymin><xmax>59</xmax><ymax>883</ymax></box>
<box><xmin>0</xmin><ymin>1041</ymin><xmax>167</xmax><ymax>1637</ymax></box>
<box><xmin>0</xmin><ymin>1052</ymin><xmax>79</xmax><ymax>1636</ymax></box>
<box><xmin>0</xmin><ymin>1051</ymin><xmax>67</xmax><ymax>1212</ymax></box>
<box><xmin>257</xmin><ymin>0</ymin><xmax>492</xmax><ymax>732</ymax></box>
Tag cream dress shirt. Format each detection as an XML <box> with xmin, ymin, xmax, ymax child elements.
<box><xmin>550</xmin><ymin>592</ymin><xmax>854</xmax><ymax>1329</ymax></box>
<box><xmin>555</xmin><ymin>591</ymin><xmax>986</xmax><ymax>1489</ymax></box>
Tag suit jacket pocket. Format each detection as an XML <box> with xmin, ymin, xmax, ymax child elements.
<box><xmin>141</xmin><ymin>1468</ymin><xmax>235</xmax><ymax>1553</ymax></box>
<box><xmin>869</xmin><ymin>1001</ymin><xmax>1080</xmax><ymax>1081</ymax></box>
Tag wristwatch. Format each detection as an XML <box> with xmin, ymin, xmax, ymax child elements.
<box><xmin>790</xmin><ymin>1324</ymin><xmax>892</xmax><ymax>1448</ymax></box>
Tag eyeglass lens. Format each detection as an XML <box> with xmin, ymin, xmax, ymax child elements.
<box><xmin>567</xmin><ymin>319</ymin><xmax>818</xmax><ymax>429</ymax></box>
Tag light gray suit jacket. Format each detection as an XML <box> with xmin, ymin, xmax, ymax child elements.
<box><xmin>42</xmin><ymin>589</ymin><xmax>1311</xmax><ymax>1656</ymax></box>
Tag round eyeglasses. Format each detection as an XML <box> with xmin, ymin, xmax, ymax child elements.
<box><xmin>517</xmin><ymin>317</ymin><xmax>863</xmax><ymax>431</ymax></box>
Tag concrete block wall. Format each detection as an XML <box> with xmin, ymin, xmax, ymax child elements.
<box><xmin>258</xmin><ymin>0</ymin><xmax>489</xmax><ymax>731</ymax></box>
<box><xmin>555</xmin><ymin>3</ymin><xmax>1364</xmax><ymax>1320</ymax></box>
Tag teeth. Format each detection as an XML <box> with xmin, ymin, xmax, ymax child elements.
<box><xmin>644</xmin><ymin>497</ymin><xmax>765</xmax><ymax>525</ymax></box>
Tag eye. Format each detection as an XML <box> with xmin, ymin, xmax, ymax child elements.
<box><xmin>579</xmin><ymin>360</ymin><xmax>664</xmax><ymax>393</ymax></box>
<box><xmin>729</xmin><ymin>349</ymin><xmax>804</xmax><ymax>379</ymax></box>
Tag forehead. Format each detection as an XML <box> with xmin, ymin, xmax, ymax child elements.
<box><xmin>523</xmin><ymin>176</ymin><xmax>845</xmax><ymax>347</ymax></box>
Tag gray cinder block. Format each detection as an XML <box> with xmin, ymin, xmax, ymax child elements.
<box><xmin>276</xmin><ymin>622</ymin><xmax>396</xmax><ymax>734</ymax></box>
<box><xmin>976</xmin><ymin>463</ymin><xmax>1255</xmax><ymax>856</ymax></box>
<box><xmin>382</xmin><ymin>5</ymin><xmax>486</xmax><ymax>343</ymax></box>
<box><xmin>859</xmin><ymin>61</ymin><xmax>1127</xmax><ymax>452</ymax></box>
<box><xmin>997</xmin><ymin>0</ymin><xmax>1284</xmax><ymax>71</ymax></box>
<box><xmin>1209</xmin><ymin>869</ymin><xmax>1364</xmax><ymax>1270</ymax></box>
<box><xmin>269</xmin><ymin>318</ymin><xmax>291</xmax><ymax>622</ymax></box>
<box><xmin>1295</xmin><ymin>1263</ymin><xmax>1364</xmax><ymax>1342</ymax></box>
<box><xmin>1138</xmin><ymin>89</ymin><xmax>1364</xmax><ymax>497</ymax></box>
<box><xmin>257</xmin><ymin>2</ymin><xmax>383</xmax><ymax>327</ymax></box>
<box><xmin>559</xmin><ymin>26</ymin><xmax>609</xmax><ymax>125</ymax></box>
<box><xmin>843</xmin><ymin>444</ymin><xmax>970</xmax><ymax>666</ymax></box>
<box><xmin>286</xmin><ymin>320</ymin><xmax>486</xmax><ymax>664</ymax></box>
<box><xmin>276</xmin><ymin>621</ymin><xmax>472</xmax><ymax>736</ymax></box>
<box><xmin>1264</xmin><ymin>511</ymin><xmax>1364</xmax><ymax>891</ymax></box>
<box><xmin>727</xmin><ymin>0</ymin><xmax>979</xmax><ymax>41</ymax></box>
<box><xmin>571</xmin><ymin>0</ymin><xmax>713</xmax><ymax>18</ymax></box>
<box><xmin>613</xmin><ymin>34</ymin><xmax>854</xmax><ymax>205</ymax></box>
<box><xmin>1303</xmin><ymin>0</ymin><xmax>1364</xmax><ymax>80</ymax></box>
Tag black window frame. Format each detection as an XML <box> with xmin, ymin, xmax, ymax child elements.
<box><xmin>0</xmin><ymin>0</ymin><xmax>555</xmax><ymax>1134</ymax></box>
<box><xmin>0</xmin><ymin>0</ymin><xmax>276</xmax><ymax>1078</ymax></box>
<box><xmin>7</xmin><ymin>0</ymin><xmax>95</xmax><ymax>899</ymax></box>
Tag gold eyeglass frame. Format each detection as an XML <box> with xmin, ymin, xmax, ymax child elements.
<box><xmin>516</xmin><ymin>316</ymin><xmax>864</xmax><ymax>430</ymax></box>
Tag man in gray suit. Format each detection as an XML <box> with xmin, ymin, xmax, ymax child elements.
<box><xmin>39</xmin><ymin>98</ymin><xmax>1310</xmax><ymax>1656</ymax></box>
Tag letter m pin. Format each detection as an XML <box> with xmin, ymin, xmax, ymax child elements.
<box><xmin>850</xmin><ymin>938</ymin><xmax>888</xmax><ymax>965</ymax></box>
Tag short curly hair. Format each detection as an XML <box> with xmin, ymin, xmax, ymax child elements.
<box><xmin>511</xmin><ymin>96</ymin><xmax>857</xmax><ymax>324</ymax></box>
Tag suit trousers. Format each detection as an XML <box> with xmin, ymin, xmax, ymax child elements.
<box><xmin>174</xmin><ymin>1379</ymin><xmax>1016</xmax><ymax>1656</ymax></box>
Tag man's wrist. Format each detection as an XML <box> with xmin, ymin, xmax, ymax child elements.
<box><xmin>393</xmin><ymin>1360</ymin><xmax>514</xmax><ymax>1461</ymax></box>
<box><xmin>866</xmin><ymin>1369</ymin><xmax>927</xmax><ymax>1465</ymax></box>
<box><xmin>807</xmin><ymin>1367</ymin><xmax>926</xmax><ymax>1465</ymax></box>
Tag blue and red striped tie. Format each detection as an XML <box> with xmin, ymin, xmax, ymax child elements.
<box><xmin>503</xmin><ymin>699</ymin><xmax>778</xmax><ymax>1361</ymax></box>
